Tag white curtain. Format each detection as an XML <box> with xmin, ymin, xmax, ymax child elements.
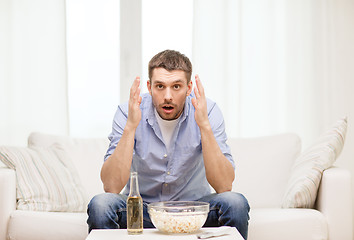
<box><xmin>0</xmin><ymin>0</ymin><xmax>69</xmax><ymax>146</ymax></box>
<box><xmin>1</xmin><ymin>0</ymin><xmax>353</xmax><ymax>153</ymax></box>
<box><xmin>193</xmin><ymin>0</ymin><xmax>354</xmax><ymax>150</ymax></box>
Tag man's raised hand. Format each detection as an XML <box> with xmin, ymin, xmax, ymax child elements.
<box><xmin>191</xmin><ymin>75</ymin><xmax>210</xmax><ymax>129</ymax></box>
<box><xmin>126</xmin><ymin>77</ymin><xmax>142</xmax><ymax>130</ymax></box>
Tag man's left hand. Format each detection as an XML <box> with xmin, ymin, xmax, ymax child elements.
<box><xmin>191</xmin><ymin>75</ymin><xmax>210</xmax><ymax>129</ymax></box>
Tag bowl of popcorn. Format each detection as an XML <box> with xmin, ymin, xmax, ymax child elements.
<box><xmin>148</xmin><ymin>201</ymin><xmax>209</xmax><ymax>234</ymax></box>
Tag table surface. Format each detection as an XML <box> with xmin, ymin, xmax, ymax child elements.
<box><xmin>86</xmin><ymin>227</ymin><xmax>244</xmax><ymax>240</ymax></box>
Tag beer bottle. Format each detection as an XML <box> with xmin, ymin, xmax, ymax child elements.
<box><xmin>127</xmin><ymin>171</ymin><xmax>143</xmax><ymax>234</ymax></box>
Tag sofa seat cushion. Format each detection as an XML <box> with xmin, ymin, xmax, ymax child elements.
<box><xmin>8</xmin><ymin>208</ymin><xmax>328</xmax><ymax>240</ymax></box>
<box><xmin>249</xmin><ymin>208</ymin><xmax>328</xmax><ymax>240</ymax></box>
<box><xmin>7</xmin><ymin>210</ymin><xmax>88</xmax><ymax>240</ymax></box>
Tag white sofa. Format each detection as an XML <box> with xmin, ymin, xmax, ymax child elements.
<box><xmin>0</xmin><ymin>132</ymin><xmax>352</xmax><ymax>240</ymax></box>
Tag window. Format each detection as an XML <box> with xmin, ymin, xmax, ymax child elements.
<box><xmin>66</xmin><ymin>0</ymin><xmax>120</xmax><ymax>137</ymax></box>
<box><xmin>141</xmin><ymin>0</ymin><xmax>193</xmax><ymax>93</ymax></box>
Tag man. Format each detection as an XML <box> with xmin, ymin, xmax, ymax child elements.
<box><xmin>87</xmin><ymin>50</ymin><xmax>250</xmax><ymax>239</ymax></box>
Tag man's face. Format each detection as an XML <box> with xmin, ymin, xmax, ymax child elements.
<box><xmin>147</xmin><ymin>68</ymin><xmax>193</xmax><ymax>120</ymax></box>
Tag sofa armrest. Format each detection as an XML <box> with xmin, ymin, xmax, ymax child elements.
<box><xmin>0</xmin><ymin>168</ymin><xmax>16</xmax><ymax>240</ymax></box>
<box><xmin>315</xmin><ymin>167</ymin><xmax>353</xmax><ymax>240</ymax></box>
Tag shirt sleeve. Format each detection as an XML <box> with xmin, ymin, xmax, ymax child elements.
<box><xmin>206</xmin><ymin>99</ymin><xmax>235</xmax><ymax>169</ymax></box>
<box><xmin>104</xmin><ymin>102</ymin><xmax>129</xmax><ymax>161</ymax></box>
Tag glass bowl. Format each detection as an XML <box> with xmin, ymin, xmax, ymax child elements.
<box><xmin>148</xmin><ymin>201</ymin><xmax>209</xmax><ymax>234</ymax></box>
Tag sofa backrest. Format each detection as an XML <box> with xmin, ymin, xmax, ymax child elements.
<box><xmin>28</xmin><ymin>132</ymin><xmax>301</xmax><ymax>209</ymax></box>
<box><xmin>28</xmin><ymin>132</ymin><xmax>109</xmax><ymax>201</ymax></box>
<box><xmin>228</xmin><ymin>133</ymin><xmax>301</xmax><ymax>208</ymax></box>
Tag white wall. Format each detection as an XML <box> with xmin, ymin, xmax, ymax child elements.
<box><xmin>325</xmin><ymin>0</ymin><xmax>354</xmax><ymax>167</ymax></box>
<box><xmin>325</xmin><ymin>2</ymin><xmax>354</xmax><ymax>233</ymax></box>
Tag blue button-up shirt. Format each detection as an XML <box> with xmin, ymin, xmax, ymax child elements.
<box><xmin>105</xmin><ymin>93</ymin><xmax>234</xmax><ymax>203</ymax></box>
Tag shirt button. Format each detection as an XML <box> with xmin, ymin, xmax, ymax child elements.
<box><xmin>163</xmin><ymin>154</ymin><xmax>167</xmax><ymax>158</ymax></box>
<box><xmin>167</xmin><ymin>171</ymin><xmax>170</xmax><ymax>175</ymax></box>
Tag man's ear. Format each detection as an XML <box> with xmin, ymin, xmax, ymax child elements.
<box><xmin>147</xmin><ymin>80</ymin><xmax>152</xmax><ymax>95</ymax></box>
<box><xmin>187</xmin><ymin>80</ymin><xmax>193</xmax><ymax>96</ymax></box>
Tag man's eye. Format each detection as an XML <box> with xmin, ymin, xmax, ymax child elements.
<box><xmin>174</xmin><ymin>85</ymin><xmax>180</xmax><ymax>90</ymax></box>
<box><xmin>156</xmin><ymin>85</ymin><xmax>164</xmax><ymax>89</ymax></box>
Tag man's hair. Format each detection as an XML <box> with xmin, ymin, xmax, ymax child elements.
<box><xmin>148</xmin><ymin>50</ymin><xmax>192</xmax><ymax>83</ymax></box>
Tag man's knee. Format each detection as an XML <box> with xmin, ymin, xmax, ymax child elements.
<box><xmin>88</xmin><ymin>193</ymin><xmax>126</xmax><ymax>214</ymax></box>
<box><xmin>87</xmin><ymin>193</ymin><xmax>127</xmax><ymax>232</ymax></box>
<box><xmin>217</xmin><ymin>192</ymin><xmax>250</xmax><ymax>212</ymax></box>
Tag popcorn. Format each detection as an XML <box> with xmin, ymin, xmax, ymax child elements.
<box><xmin>149</xmin><ymin>209</ymin><xmax>207</xmax><ymax>233</ymax></box>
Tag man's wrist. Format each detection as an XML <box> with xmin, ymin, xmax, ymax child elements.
<box><xmin>124</xmin><ymin>122</ymin><xmax>138</xmax><ymax>134</ymax></box>
<box><xmin>198</xmin><ymin>121</ymin><xmax>212</xmax><ymax>132</ymax></box>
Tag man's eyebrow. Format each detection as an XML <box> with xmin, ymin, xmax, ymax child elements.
<box><xmin>153</xmin><ymin>79</ymin><xmax>184</xmax><ymax>84</ymax></box>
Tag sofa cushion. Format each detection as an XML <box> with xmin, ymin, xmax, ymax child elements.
<box><xmin>228</xmin><ymin>133</ymin><xmax>301</xmax><ymax>208</ymax></box>
<box><xmin>0</xmin><ymin>145</ymin><xmax>87</xmax><ymax>212</ymax></box>
<box><xmin>7</xmin><ymin>210</ymin><xmax>88</xmax><ymax>240</ymax></box>
<box><xmin>8</xmin><ymin>209</ymin><xmax>327</xmax><ymax>240</ymax></box>
<box><xmin>249</xmin><ymin>208</ymin><xmax>328</xmax><ymax>240</ymax></box>
<box><xmin>282</xmin><ymin>117</ymin><xmax>347</xmax><ymax>208</ymax></box>
<box><xmin>28</xmin><ymin>132</ymin><xmax>109</xmax><ymax>200</ymax></box>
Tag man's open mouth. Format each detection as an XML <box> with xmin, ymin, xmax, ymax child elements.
<box><xmin>161</xmin><ymin>105</ymin><xmax>175</xmax><ymax>114</ymax></box>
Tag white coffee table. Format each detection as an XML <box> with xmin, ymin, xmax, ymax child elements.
<box><xmin>86</xmin><ymin>227</ymin><xmax>244</xmax><ymax>240</ymax></box>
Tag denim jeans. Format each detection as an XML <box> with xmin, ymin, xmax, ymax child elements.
<box><xmin>87</xmin><ymin>192</ymin><xmax>250</xmax><ymax>239</ymax></box>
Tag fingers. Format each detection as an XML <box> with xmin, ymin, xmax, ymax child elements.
<box><xmin>191</xmin><ymin>97</ymin><xmax>197</xmax><ymax>109</ymax></box>
<box><xmin>127</xmin><ymin>77</ymin><xmax>142</xmax><ymax>129</ymax></box>
<box><xmin>192</xmin><ymin>75</ymin><xmax>209</xmax><ymax>128</ymax></box>
<box><xmin>130</xmin><ymin>77</ymin><xmax>141</xmax><ymax>102</ymax></box>
<box><xmin>194</xmin><ymin>74</ymin><xmax>205</xmax><ymax>99</ymax></box>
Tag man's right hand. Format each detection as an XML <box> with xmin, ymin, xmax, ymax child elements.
<box><xmin>126</xmin><ymin>76</ymin><xmax>142</xmax><ymax>130</ymax></box>
<box><xmin>101</xmin><ymin>77</ymin><xmax>142</xmax><ymax>193</ymax></box>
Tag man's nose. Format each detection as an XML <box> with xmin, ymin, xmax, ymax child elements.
<box><xmin>164</xmin><ymin>88</ymin><xmax>172</xmax><ymax>101</ymax></box>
